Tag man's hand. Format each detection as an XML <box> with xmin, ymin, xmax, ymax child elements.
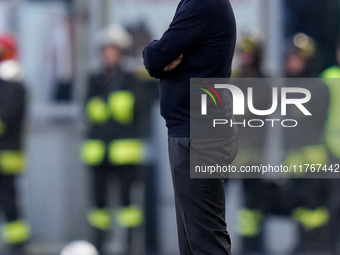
<box><xmin>163</xmin><ymin>54</ymin><xmax>183</xmax><ymax>72</ymax></box>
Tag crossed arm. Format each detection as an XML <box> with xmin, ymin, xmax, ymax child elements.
<box><xmin>163</xmin><ymin>54</ymin><xmax>183</xmax><ymax>72</ymax></box>
<box><xmin>142</xmin><ymin>0</ymin><xmax>209</xmax><ymax>78</ymax></box>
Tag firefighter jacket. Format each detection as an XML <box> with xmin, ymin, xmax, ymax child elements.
<box><xmin>82</xmin><ymin>68</ymin><xmax>147</xmax><ymax>167</ymax></box>
<box><xmin>0</xmin><ymin>78</ymin><xmax>26</xmax><ymax>174</ymax></box>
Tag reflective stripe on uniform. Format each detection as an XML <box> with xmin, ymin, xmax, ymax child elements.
<box><xmin>2</xmin><ymin>220</ymin><xmax>31</xmax><ymax>244</ymax></box>
<box><xmin>116</xmin><ymin>205</ymin><xmax>143</xmax><ymax>228</ymax></box>
<box><xmin>321</xmin><ymin>67</ymin><xmax>340</xmax><ymax>159</ymax></box>
<box><xmin>86</xmin><ymin>97</ymin><xmax>109</xmax><ymax>124</ymax></box>
<box><xmin>0</xmin><ymin>118</ymin><xmax>6</xmax><ymax>136</ymax></box>
<box><xmin>283</xmin><ymin>150</ymin><xmax>305</xmax><ymax>176</ymax></box>
<box><xmin>81</xmin><ymin>140</ymin><xmax>106</xmax><ymax>166</ymax></box>
<box><xmin>293</xmin><ymin>207</ymin><xmax>329</xmax><ymax>230</ymax></box>
<box><xmin>283</xmin><ymin>145</ymin><xmax>328</xmax><ymax>176</ymax></box>
<box><xmin>0</xmin><ymin>151</ymin><xmax>26</xmax><ymax>174</ymax></box>
<box><xmin>300</xmin><ymin>144</ymin><xmax>328</xmax><ymax>165</ymax></box>
<box><xmin>108</xmin><ymin>139</ymin><xmax>145</xmax><ymax>165</ymax></box>
<box><xmin>88</xmin><ymin>208</ymin><xmax>112</xmax><ymax>231</ymax></box>
<box><xmin>108</xmin><ymin>91</ymin><xmax>135</xmax><ymax>125</ymax></box>
<box><xmin>237</xmin><ymin>209</ymin><xmax>262</xmax><ymax>237</ymax></box>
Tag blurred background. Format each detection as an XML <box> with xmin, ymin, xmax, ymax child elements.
<box><xmin>0</xmin><ymin>0</ymin><xmax>339</xmax><ymax>255</ymax></box>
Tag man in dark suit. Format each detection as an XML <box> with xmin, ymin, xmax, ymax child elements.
<box><xmin>143</xmin><ymin>0</ymin><xmax>237</xmax><ymax>254</ymax></box>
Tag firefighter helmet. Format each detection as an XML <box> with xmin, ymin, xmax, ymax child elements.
<box><xmin>0</xmin><ymin>33</ymin><xmax>18</xmax><ymax>62</ymax></box>
<box><xmin>238</xmin><ymin>30</ymin><xmax>264</xmax><ymax>55</ymax></box>
<box><xmin>237</xmin><ymin>30</ymin><xmax>264</xmax><ymax>71</ymax></box>
<box><xmin>96</xmin><ymin>24</ymin><xmax>132</xmax><ymax>52</ymax></box>
<box><xmin>60</xmin><ymin>241</ymin><xmax>99</xmax><ymax>255</ymax></box>
<box><xmin>289</xmin><ymin>33</ymin><xmax>316</xmax><ymax>59</ymax></box>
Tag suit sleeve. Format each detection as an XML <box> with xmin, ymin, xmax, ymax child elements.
<box><xmin>143</xmin><ymin>0</ymin><xmax>210</xmax><ymax>78</ymax></box>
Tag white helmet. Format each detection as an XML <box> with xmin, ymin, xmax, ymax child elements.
<box><xmin>0</xmin><ymin>60</ymin><xmax>22</xmax><ymax>82</ymax></box>
<box><xmin>60</xmin><ymin>241</ymin><xmax>99</xmax><ymax>255</ymax></box>
<box><xmin>96</xmin><ymin>24</ymin><xmax>132</xmax><ymax>52</ymax></box>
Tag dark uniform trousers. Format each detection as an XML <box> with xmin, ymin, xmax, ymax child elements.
<box><xmin>0</xmin><ymin>175</ymin><xmax>19</xmax><ymax>222</ymax></box>
<box><xmin>168</xmin><ymin>137</ymin><xmax>235</xmax><ymax>255</ymax></box>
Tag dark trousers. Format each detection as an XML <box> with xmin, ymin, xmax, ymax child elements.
<box><xmin>168</xmin><ymin>137</ymin><xmax>234</xmax><ymax>255</ymax></box>
<box><xmin>90</xmin><ymin>165</ymin><xmax>140</xmax><ymax>253</ymax></box>
<box><xmin>0</xmin><ymin>175</ymin><xmax>19</xmax><ymax>222</ymax></box>
<box><xmin>91</xmin><ymin>165</ymin><xmax>138</xmax><ymax>208</ymax></box>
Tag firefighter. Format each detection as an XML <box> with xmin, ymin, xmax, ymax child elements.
<box><xmin>233</xmin><ymin>32</ymin><xmax>265</xmax><ymax>78</ymax></box>
<box><xmin>319</xmin><ymin>42</ymin><xmax>340</xmax><ymax>254</ymax></box>
<box><xmin>0</xmin><ymin>33</ymin><xmax>31</xmax><ymax>254</ymax></box>
<box><xmin>284</xmin><ymin>33</ymin><xmax>317</xmax><ymax>78</ymax></box>
<box><xmin>233</xmin><ymin>33</ymin><xmax>273</xmax><ymax>254</ymax></box>
<box><xmin>81</xmin><ymin>24</ymin><xmax>146</xmax><ymax>253</ymax></box>
<box><xmin>320</xmin><ymin>41</ymin><xmax>340</xmax><ymax>169</ymax></box>
<box><xmin>282</xmin><ymin>33</ymin><xmax>331</xmax><ymax>253</ymax></box>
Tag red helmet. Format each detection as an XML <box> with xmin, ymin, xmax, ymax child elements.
<box><xmin>0</xmin><ymin>33</ymin><xmax>18</xmax><ymax>62</ymax></box>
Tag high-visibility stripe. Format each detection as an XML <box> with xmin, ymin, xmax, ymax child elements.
<box><xmin>86</xmin><ymin>97</ymin><xmax>109</xmax><ymax>124</ymax></box>
<box><xmin>88</xmin><ymin>208</ymin><xmax>112</xmax><ymax>231</ymax></box>
<box><xmin>293</xmin><ymin>207</ymin><xmax>329</xmax><ymax>230</ymax></box>
<box><xmin>116</xmin><ymin>205</ymin><xmax>143</xmax><ymax>228</ymax></box>
<box><xmin>300</xmin><ymin>144</ymin><xmax>328</xmax><ymax>165</ymax></box>
<box><xmin>321</xmin><ymin>66</ymin><xmax>340</xmax><ymax>79</ymax></box>
<box><xmin>0</xmin><ymin>118</ymin><xmax>6</xmax><ymax>136</ymax></box>
<box><xmin>2</xmin><ymin>220</ymin><xmax>31</xmax><ymax>244</ymax></box>
<box><xmin>0</xmin><ymin>151</ymin><xmax>26</xmax><ymax>174</ymax></box>
<box><xmin>108</xmin><ymin>91</ymin><xmax>135</xmax><ymax>125</ymax></box>
<box><xmin>237</xmin><ymin>209</ymin><xmax>262</xmax><ymax>237</ymax></box>
<box><xmin>108</xmin><ymin>139</ymin><xmax>145</xmax><ymax>165</ymax></box>
<box><xmin>81</xmin><ymin>140</ymin><xmax>106</xmax><ymax>166</ymax></box>
<box><xmin>283</xmin><ymin>145</ymin><xmax>328</xmax><ymax>176</ymax></box>
<box><xmin>283</xmin><ymin>150</ymin><xmax>307</xmax><ymax>176</ymax></box>
<box><xmin>321</xmin><ymin>67</ymin><xmax>340</xmax><ymax>158</ymax></box>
